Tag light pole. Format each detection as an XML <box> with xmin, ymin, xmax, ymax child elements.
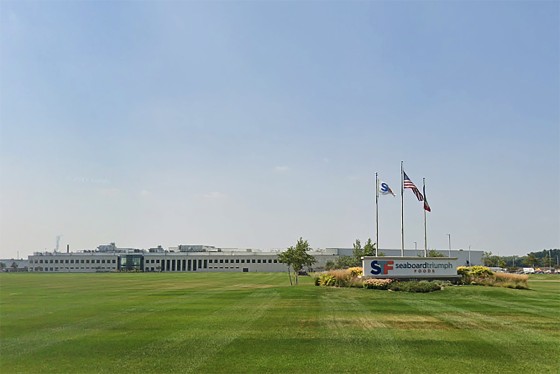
<box><xmin>468</xmin><ymin>245</ymin><xmax>471</xmax><ymax>266</ymax></box>
<box><xmin>447</xmin><ymin>234</ymin><xmax>451</xmax><ymax>257</ymax></box>
<box><xmin>414</xmin><ymin>241</ymin><xmax>417</xmax><ymax>251</ymax></box>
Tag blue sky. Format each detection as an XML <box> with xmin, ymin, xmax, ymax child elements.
<box><xmin>1</xmin><ymin>1</ymin><xmax>558</xmax><ymax>258</ymax></box>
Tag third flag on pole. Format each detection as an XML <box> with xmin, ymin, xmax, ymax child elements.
<box><xmin>423</xmin><ymin>183</ymin><xmax>431</xmax><ymax>212</ymax></box>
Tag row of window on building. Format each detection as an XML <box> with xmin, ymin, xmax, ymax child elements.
<box><xmin>144</xmin><ymin>266</ymin><xmax>243</xmax><ymax>272</ymax></box>
<box><xmin>29</xmin><ymin>256</ymin><xmax>282</xmax><ymax>272</ymax></box>
<box><xmin>30</xmin><ymin>259</ymin><xmax>116</xmax><ymax>264</ymax></box>
<box><xmin>39</xmin><ymin>267</ymin><xmax>115</xmax><ymax>272</ymax></box>
<box><xmin>148</xmin><ymin>257</ymin><xmax>281</xmax><ymax>272</ymax></box>
<box><xmin>144</xmin><ymin>258</ymin><xmax>278</xmax><ymax>264</ymax></box>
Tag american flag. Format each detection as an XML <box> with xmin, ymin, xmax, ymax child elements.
<box><xmin>403</xmin><ymin>171</ymin><xmax>424</xmax><ymax>201</ymax></box>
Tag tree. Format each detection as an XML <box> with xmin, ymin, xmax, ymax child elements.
<box><xmin>483</xmin><ymin>252</ymin><xmax>497</xmax><ymax>267</ymax></box>
<box><xmin>334</xmin><ymin>256</ymin><xmax>357</xmax><ymax>269</ymax></box>
<box><xmin>327</xmin><ymin>238</ymin><xmax>381</xmax><ymax>271</ymax></box>
<box><xmin>277</xmin><ymin>237</ymin><xmax>316</xmax><ymax>285</ymax></box>
<box><xmin>525</xmin><ymin>249</ymin><xmax>559</xmax><ymax>267</ymax></box>
<box><xmin>350</xmin><ymin>238</ymin><xmax>377</xmax><ymax>267</ymax></box>
<box><xmin>363</xmin><ymin>238</ymin><xmax>376</xmax><ymax>257</ymax></box>
<box><xmin>524</xmin><ymin>254</ymin><xmax>539</xmax><ymax>268</ymax></box>
<box><xmin>352</xmin><ymin>239</ymin><xmax>363</xmax><ymax>263</ymax></box>
<box><xmin>428</xmin><ymin>250</ymin><xmax>445</xmax><ymax>258</ymax></box>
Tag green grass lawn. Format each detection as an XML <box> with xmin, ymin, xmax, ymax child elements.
<box><xmin>1</xmin><ymin>272</ymin><xmax>558</xmax><ymax>373</ymax></box>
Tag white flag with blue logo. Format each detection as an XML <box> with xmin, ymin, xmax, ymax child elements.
<box><xmin>379</xmin><ymin>181</ymin><xmax>396</xmax><ymax>196</ymax></box>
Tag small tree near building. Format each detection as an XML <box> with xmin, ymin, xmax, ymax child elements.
<box><xmin>277</xmin><ymin>237</ymin><xmax>316</xmax><ymax>285</ymax></box>
<box><xmin>352</xmin><ymin>239</ymin><xmax>363</xmax><ymax>266</ymax></box>
<box><xmin>334</xmin><ymin>256</ymin><xmax>357</xmax><ymax>269</ymax></box>
<box><xmin>363</xmin><ymin>238</ymin><xmax>376</xmax><ymax>257</ymax></box>
<box><xmin>428</xmin><ymin>250</ymin><xmax>445</xmax><ymax>258</ymax></box>
<box><xmin>351</xmin><ymin>238</ymin><xmax>377</xmax><ymax>267</ymax></box>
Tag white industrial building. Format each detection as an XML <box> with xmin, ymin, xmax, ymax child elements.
<box><xmin>27</xmin><ymin>243</ymin><xmax>483</xmax><ymax>273</ymax></box>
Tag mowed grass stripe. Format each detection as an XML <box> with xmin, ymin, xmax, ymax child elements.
<box><xmin>1</xmin><ymin>273</ymin><xmax>282</xmax><ymax>372</ymax></box>
<box><xmin>1</xmin><ymin>273</ymin><xmax>559</xmax><ymax>373</ymax></box>
<box><xmin>117</xmin><ymin>288</ymin><xmax>282</xmax><ymax>373</ymax></box>
<box><xmin>400</xmin><ymin>292</ymin><xmax>559</xmax><ymax>372</ymax></box>
<box><xmin>320</xmin><ymin>288</ymin><xmax>413</xmax><ymax>372</ymax></box>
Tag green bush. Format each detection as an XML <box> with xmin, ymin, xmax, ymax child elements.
<box><xmin>456</xmin><ymin>266</ymin><xmax>528</xmax><ymax>289</ymax></box>
<box><xmin>469</xmin><ymin>266</ymin><xmax>494</xmax><ymax>278</ymax></box>
<box><xmin>318</xmin><ymin>269</ymin><xmax>363</xmax><ymax>287</ymax></box>
<box><xmin>363</xmin><ymin>278</ymin><xmax>393</xmax><ymax>290</ymax></box>
<box><xmin>319</xmin><ymin>273</ymin><xmax>336</xmax><ymax>286</ymax></box>
<box><xmin>348</xmin><ymin>277</ymin><xmax>364</xmax><ymax>288</ymax></box>
<box><xmin>348</xmin><ymin>267</ymin><xmax>363</xmax><ymax>277</ymax></box>
<box><xmin>389</xmin><ymin>280</ymin><xmax>442</xmax><ymax>293</ymax></box>
<box><xmin>432</xmin><ymin>280</ymin><xmax>452</xmax><ymax>288</ymax></box>
<box><xmin>458</xmin><ymin>265</ymin><xmax>494</xmax><ymax>284</ymax></box>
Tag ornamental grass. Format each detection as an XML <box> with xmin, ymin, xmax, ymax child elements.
<box><xmin>493</xmin><ymin>272</ymin><xmax>529</xmax><ymax>289</ymax></box>
<box><xmin>317</xmin><ymin>268</ymin><xmax>363</xmax><ymax>288</ymax></box>
<box><xmin>457</xmin><ymin>266</ymin><xmax>529</xmax><ymax>289</ymax></box>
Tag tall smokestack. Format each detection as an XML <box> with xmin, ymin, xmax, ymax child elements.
<box><xmin>67</xmin><ymin>244</ymin><xmax>69</xmax><ymax>254</ymax></box>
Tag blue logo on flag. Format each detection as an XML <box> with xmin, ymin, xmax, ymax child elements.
<box><xmin>379</xmin><ymin>182</ymin><xmax>395</xmax><ymax>196</ymax></box>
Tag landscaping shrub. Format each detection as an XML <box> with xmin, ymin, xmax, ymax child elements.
<box><xmin>363</xmin><ymin>278</ymin><xmax>393</xmax><ymax>290</ymax></box>
<box><xmin>319</xmin><ymin>273</ymin><xmax>337</xmax><ymax>287</ymax></box>
<box><xmin>456</xmin><ymin>266</ymin><xmax>470</xmax><ymax>277</ymax></box>
<box><xmin>457</xmin><ymin>266</ymin><xmax>529</xmax><ymax>289</ymax></box>
<box><xmin>432</xmin><ymin>280</ymin><xmax>452</xmax><ymax>289</ymax></box>
<box><xmin>389</xmin><ymin>280</ymin><xmax>442</xmax><ymax>293</ymax></box>
<box><xmin>329</xmin><ymin>269</ymin><xmax>353</xmax><ymax>287</ymax></box>
<box><xmin>493</xmin><ymin>272</ymin><xmax>529</xmax><ymax>289</ymax></box>
<box><xmin>348</xmin><ymin>267</ymin><xmax>363</xmax><ymax>277</ymax></box>
<box><xmin>458</xmin><ymin>265</ymin><xmax>494</xmax><ymax>284</ymax></box>
<box><xmin>348</xmin><ymin>277</ymin><xmax>364</xmax><ymax>288</ymax></box>
<box><xmin>317</xmin><ymin>269</ymin><xmax>364</xmax><ymax>287</ymax></box>
<box><xmin>469</xmin><ymin>265</ymin><xmax>494</xmax><ymax>278</ymax></box>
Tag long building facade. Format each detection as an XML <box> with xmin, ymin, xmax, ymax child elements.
<box><xmin>27</xmin><ymin>244</ymin><xmax>483</xmax><ymax>273</ymax></box>
<box><xmin>28</xmin><ymin>251</ymin><xmax>328</xmax><ymax>273</ymax></box>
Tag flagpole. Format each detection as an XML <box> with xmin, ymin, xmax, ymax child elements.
<box><xmin>423</xmin><ymin>178</ymin><xmax>428</xmax><ymax>257</ymax></box>
<box><xmin>375</xmin><ymin>172</ymin><xmax>379</xmax><ymax>257</ymax></box>
<box><xmin>400</xmin><ymin>161</ymin><xmax>404</xmax><ymax>257</ymax></box>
